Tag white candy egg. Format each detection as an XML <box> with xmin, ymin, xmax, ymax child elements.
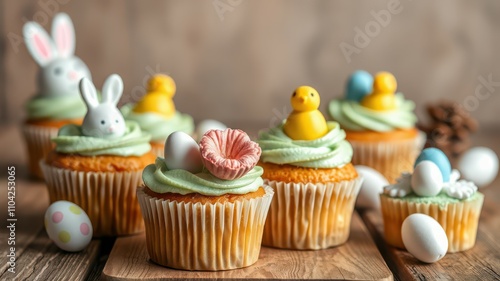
<box><xmin>196</xmin><ymin>119</ymin><xmax>227</xmax><ymax>140</ymax></box>
<box><xmin>458</xmin><ymin>147</ymin><xmax>499</xmax><ymax>188</ymax></box>
<box><xmin>44</xmin><ymin>201</ymin><xmax>92</xmax><ymax>252</ymax></box>
<box><xmin>411</xmin><ymin>161</ymin><xmax>443</xmax><ymax>197</ymax></box>
<box><xmin>402</xmin><ymin>214</ymin><xmax>448</xmax><ymax>263</ymax></box>
<box><xmin>355</xmin><ymin>165</ymin><xmax>389</xmax><ymax>209</ymax></box>
<box><xmin>164</xmin><ymin>131</ymin><xmax>203</xmax><ymax>173</ymax></box>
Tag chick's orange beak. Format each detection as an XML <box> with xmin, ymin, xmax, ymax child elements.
<box><xmin>299</xmin><ymin>96</ymin><xmax>306</xmax><ymax>103</ymax></box>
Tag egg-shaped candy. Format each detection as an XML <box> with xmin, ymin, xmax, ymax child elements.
<box><xmin>411</xmin><ymin>161</ymin><xmax>443</xmax><ymax>197</ymax></box>
<box><xmin>346</xmin><ymin>70</ymin><xmax>373</xmax><ymax>102</ymax></box>
<box><xmin>402</xmin><ymin>214</ymin><xmax>448</xmax><ymax>263</ymax></box>
<box><xmin>458</xmin><ymin>147</ymin><xmax>499</xmax><ymax>188</ymax></box>
<box><xmin>355</xmin><ymin>165</ymin><xmax>389</xmax><ymax>209</ymax></box>
<box><xmin>415</xmin><ymin>148</ymin><xmax>451</xmax><ymax>182</ymax></box>
<box><xmin>164</xmin><ymin>131</ymin><xmax>203</xmax><ymax>173</ymax></box>
<box><xmin>196</xmin><ymin>119</ymin><xmax>227</xmax><ymax>140</ymax></box>
<box><xmin>44</xmin><ymin>201</ymin><xmax>93</xmax><ymax>252</ymax></box>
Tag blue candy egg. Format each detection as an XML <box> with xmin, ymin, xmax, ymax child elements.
<box><xmin>346</xmin><ymin>70</ymin><xmax>373</xmax><ymax>102</ymax></box>
<box><xmin>414</xmin><ymin>148</ymin><xmax>451</xmax><ymax>182</ymax></box>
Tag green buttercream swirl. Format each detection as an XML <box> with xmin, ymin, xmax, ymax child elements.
<box><xmin>121</xmin><ymin>104</ymin><xmax>194</xmax><ymax>142</ymax></box>
<box><xmin>328</xmin><ymin>93</ymin><xmax>417</xmax><ymax>132</ymax></box>
<box><xmin>52</xmin><ymin>121</ymin><xmax>151</xmax><ymax>156</ymax></box>
<box><xmin>143</xmin><ymin>158</ymin><xmax>264</xmax><ymax>196</ymax></box>
<box><xmin>26</xmin><ymin>94</ymin><xmax>87</xmax><ymax>120</ymax></box>
<box><xmin>257</xmin><ymin>121</ymin><xmax>353</xmax><ymax>168</ymax></box>
<box><xmin>381</xmin><ymin>191</ymin><xmax>483</xmax><ymax>209</ymax></box>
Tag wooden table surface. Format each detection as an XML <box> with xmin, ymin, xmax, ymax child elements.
<box><xmin>0</xmin><ymin>124</ymin><xmax>499</xmax><ymax>281</ymax></box>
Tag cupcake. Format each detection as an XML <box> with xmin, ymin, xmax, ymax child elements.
<box><xmin>328</xmin><ymin>71</ymin><xmax>424</xmax><ymax>183</ymax></box>
<box><xmin>41</xmin><ymin>74</ymin><xmax>155</xmax><ymax>236</ymax></box>
<box><xmin>22</xmin><ymin>13</ymin><xmax>92</xmax><ymax>179</ymax></box>
<box><xmin>121</xmin><ymin>74</ymin><xmax>194</xmax><ymax>156</ymax></box>
<box><xmin>257</xmin><ymin>86</ymin><xmax>362</xmax><ymax>250</ymax></box>
<box><xmin>380</xmin><ymin>148</ymin><xmax>483</xmax><ymax>253</ymax></box>
<box><xmin>137</xmin><ymin>129</ymin><xmax>273</xmax><ymax>270</ymax></box>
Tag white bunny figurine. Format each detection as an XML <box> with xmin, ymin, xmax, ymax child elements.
<box><xmin>79</xmin><ymin>74</ymin><xmax>126</xmax><ymax>139</ymax></box>
<box><xmin>23</xmin><ymin>13</ymin><xmax>91</xmax><ymax>97</ymax></box>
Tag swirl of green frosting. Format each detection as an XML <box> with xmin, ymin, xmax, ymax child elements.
<box><xmin>26</xmin><ymin>94</ymin><xmax>87</xmax><ymax>120</ymax></box>
<box><xmin>143</xmin><ymin>158</ymin><xmax>264</xmax><ymax>196</ymax></box>
<box><xmin>52</xmin><ymin>121</ymin><xmax>151</xmax><ymax>156</ymax></box>
<box><xmin>328</xmin><ymin>93</ymin><xmax>417</xmax><ymax>132</ymax></box>
<box><xmin>121</xmin><ymin>104</ymin><xmax>194</xmax><ymax>142</ymax></box>
<box><xmin>257</xmin><ymin>121</ymin><xmax>353</xmax><ymax>168</ymax></box>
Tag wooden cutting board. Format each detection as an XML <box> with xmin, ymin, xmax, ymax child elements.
<box><xmin>102</xmin><ymin>213</ymin><xmax>392</xmax><ymax>280</ymax></box>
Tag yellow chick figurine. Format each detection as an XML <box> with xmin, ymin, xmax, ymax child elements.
<box><xmin>360</xmin><ymin>71</ymin><xmax>397</xmax><ymax>111</ymax></box>
<box><xmin>133</xmin><ymin>74</ymin><xmax>176</xmax><ymax>118</ymax></box>
<box><xmin>283</xmin><ymin>86</ymin><xmax>328</xmax><ymax>140</ymax></box>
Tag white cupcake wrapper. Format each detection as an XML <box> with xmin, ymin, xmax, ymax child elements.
<box><xmin>380</xmin><ymin>193</ymin><xmax>484</xmax><ymax>253</ymax></box>
<box><xmin>40</xmin><ymin>161</ymin><xmax>144</xmax><ymax>237</ymax></box>
<box><xmin>349</xmin><ymin>132</ymin><xmax>425</xmax><ymax>183</ymax></box>
<box><xmin>137</xmin><ymin>186</ymin><xmax>274</xmax><ymax>271</ymax></box>
<box><xmin>22</xmin><ymin>124</ymin><xmax>59</xmax><ymax>179</ymax></box>
<box><xmin>262</xmin><ymin>177</ymin><xmax>363</xmax><ymax>250</ymax></box>
<box><xmin>150</xmin><ymin>141</ymin><xmax>165</xmax><ymax>157</ymax></box>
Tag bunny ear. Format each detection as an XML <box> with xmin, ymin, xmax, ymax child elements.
<box><xmin>79</xmin><ymin>77</ymin><xmax>99</xmax><ymax>109</ymax></box>
<box><xmin>51</xmin><ymin>13</ymin><xmax>75</xmax><ymax>58</ymax></box>
<box><xmin>23</xmin><ymin>21</ymin><xmax>57</xmax><ymax>66</ymax></box>
<box><xmin>102</xmin><ymin>74</ymin><xmax>124</xmax><ymax>106</ymax></box>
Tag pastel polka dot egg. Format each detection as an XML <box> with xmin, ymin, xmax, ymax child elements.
<box><xmin>44</xmin><ymin>201</ymin><xmax>92</xmax><ymax>252</ymax></box>
<box><xmin>414</xmin><ymin>148</ymin><xmax>451</xmax><ymax>182</ymax></box>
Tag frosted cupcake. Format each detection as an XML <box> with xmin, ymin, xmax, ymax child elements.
<box><xmin>329</xmin><ymin>71</ymin><xmax>424</xmax><ymax>183</ymax></box>
<box><xmin>137</xmin><ymin>129</ymin><xmax>273</xmax><ymax>270</ymax></box>
<box><xmin>121</xmin><ymin>74</ymin><xmax>194</xmax><ymax>156</ymax></box>
<box><xmin>22</xmin><ymin>13</ymin><xmax>91</xmax><ymax>178</ymax></box>
<box><xmin>257</xmin><ymin>86</ymin><xmax>362</xmax><ymax>250</ymax></box>
<box><xmin>41</xmin><ymin>75</ymin><xmax>155</xmax><ymax>236</ymax></box>
<box><xmin>380</xmin><ymin>148</ymin><xmax>483</xmax><ymax>253</ymax></box>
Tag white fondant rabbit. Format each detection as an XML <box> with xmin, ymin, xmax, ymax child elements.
<box><xmin>23</xmin><ymin>13</ymin><xmax>91</xmax><ymax>97</ymax></box>
<box><xmin>79</xmin><ymin>74</ymin><xmax>126</xmax><ymax>139</ymax></box>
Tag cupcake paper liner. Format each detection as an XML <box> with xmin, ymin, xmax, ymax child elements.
<box><xmin>380</xmin><ymin>193</ymin><xmax>484</xmax><ymax>253</ymax></box>
<box><xmin>262</xmin><ymin>177</ymin><xmax>363</xmax><ymax>250</ymax></box>
<box><xmin>348</xmin><ymin>132</ymin><xmax>425</xmax><ymax>183</ymax></box>
<box><xmin>150</xmin><ymin>141</ymin><xmax>165</xmax><ymax>158</ymax></box>
<box><xmin>137</xmin><ymin>186</ymin><xmax>274</xmax><ymax>271</ymax></box>
<box><xmin>22</xmin><ymin>124</ymin><xmax>59</xmax><ymax>179</ymax></box>
<box><xmin>40</xmin><ymin>161</ymin><xmax>144</xmax><ymax>237</ymax></box>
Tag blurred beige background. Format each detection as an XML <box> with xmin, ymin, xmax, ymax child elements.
<box><xmin>1</xmin><ymin>0</ymin><xmax>499</xmax><ymax>130</ymax></box>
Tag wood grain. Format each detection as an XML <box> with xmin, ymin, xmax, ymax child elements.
<box><xmin>102</xmin><ymin>213</ymin><xmax>392</xmax><ymax>281</ymax></box>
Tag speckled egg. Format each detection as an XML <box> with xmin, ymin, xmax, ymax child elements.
<box><xmin>415</xmin><ymin>148</ymin><xmax>451</xmax><ymax>182</ymax></box>
<box><xmin>411</xmin><ymin>161</ymin><xmax>444</xmax><ymax>197</ymax></box>
<box><xmin>402</xmin><ymin>214</ymin><xmax>448</xmax><ymax>263</ymax></box>
<box><xmin>346</xmin><ymin>70</ymin><xmax>373</xmax><ymax>102</ymax></box>
<box><xmin>458</xmin><ymin>147</ymin><xmax>499</xmax><ymax>188</ymax></box>
<box><xmin>355</xmin><ymin>165</ymin><xmax>389</xmax><ymax>209</ymax></box>
<box><xmin>164</xmin><ymin>131</ymin><xmax>203</xmax><ymax>173</ymax></box>
<box><xmin>44</xmin><ymin>201</ymin><xmax>92</xmax><ymax>252</ymax></box>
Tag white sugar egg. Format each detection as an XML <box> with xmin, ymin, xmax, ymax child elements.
<box><xmin>355</xmin><ymin>165</ymin><xmax>389</xmax><ymax>209</ymax></box>
<box><xmin>164</xmin><ymin>131</ymin><xmax>203</xmax><ymax>173</ymax></box>
<box><xmin>44</xmin><ymin>201</ymin><xmax>92</xmax><ymax>252</ymax></box>
<box><xmin>402</xmin><ymin>214</ymin><xmax>448</xmax><ymax>263</ymax></box>
<box><xmin>458</xmin><ymin>147</ymin><xmax>499</xmax><ymax>188</ymax></box>
<box><xmin>411</xmin><ymin>161</ymin><xmax>443</xmax><ymax>197</ymax></box>
<box><xmin>196</xmin><ymin>119</ymin><xmax>227</xmax><ymax>140</ymax></box>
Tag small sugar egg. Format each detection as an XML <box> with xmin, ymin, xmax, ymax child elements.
<box><xmin>196</xmin><ymin>119</ymin><xmax>227</xmax><ymax>140</ymax></box>
<box><xmin>458</xmin><ymin>147</ymin><xmax>499</xmax><ymax>188</ymax></box>
<box><xmin>411</xmin><ymin>161</ymin><xmax>443</xmax><ymax>197</ymax></box>
<box><xmin>402</xmin><ymin>214</ymin><xmax>448</xmax><ymax>263</ymax></box>
<box><xmin>346</xmin><ymin>70</ymin><xmax>373</xmax><ymax>102</ymax></box>
<box><xmin>415</xmin><ymin>148</ymin><xmax>451</xmax><ymax>182</ymax></box>
<box><xmin>164</xmin><ymin>131</ymin><xmax>203</xmax><ymax>173</ymax></box>
<box><xmin>44</xmin><ymin>201</ymin><xmax>92</xmax><ymax>252</ymax></box>
<box><xmin>355</xmin><ymin>165</ymin><xmax>389</xmax><ymax>209</ymax></box>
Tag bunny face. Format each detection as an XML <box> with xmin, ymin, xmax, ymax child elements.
<box><xmin>80</xmin><ymin>74</ymin><xmax>126</xmax><ymax>139</ymax></box>
<box><xmin>23</xmin><ymin>13</ymin><xmax>92</xmax><ymax>97</ymax></box>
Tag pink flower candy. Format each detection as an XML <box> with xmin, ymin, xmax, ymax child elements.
<box><xmin>199</xmin><ymin>129</ymin><xmax>261</xmax><ymax>180</ymax></box>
